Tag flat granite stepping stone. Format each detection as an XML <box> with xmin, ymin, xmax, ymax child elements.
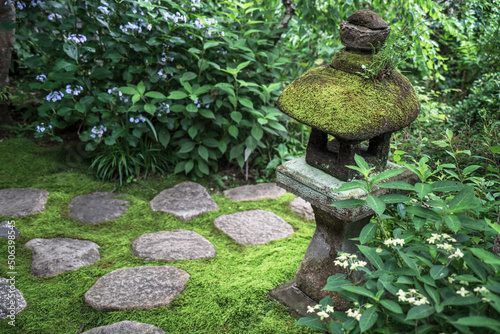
<box><xmin>0</xmin><ymin>221</ymin><xmax>19</xmax><ymax>239</ymax></box>
<box><xmin>214</xmin><ymin>209</ymin><xmax>294</xmax><ymax>245</ymax></box>
<box><xmin>0</xmin><ymin>278</ymin><xmax>26</xmax><ymax>321</ymax></box>
<box><xmin>132</xmin><ymin>230</ymin><xmax>216</xmax><ymax>261</ymax></box>
<box><xmin>150</xmin><ymin>181</ymin><xmax>218</xmax><ymax>221</ymax></box>
<box><xmin>25</xmin><ymin>238</ymin><xmax>100</xmax><ymax>277</ymax></box>
<box><xmin>289</xmin><ymin>197</ymin><xmax>315</xmax><ymax>220</ymax></box>
<box><xmin>84</xmin><ymin>321</ymin><xmax>166</xmax><ymax>334</ymax></box>
<box><xmin>69</xmin><ymin>192</ymin><xmax>130</xmax><ymax>224</ymax></box>
<box><xmin>223</xmin><ymin>183</ymin><xmax>286</xmax><ymax>201</ymax></box>
<box><xmin>84</xmin><ymin>266</ymin><xmax>189</xmax><ymax>311</ymax></box>
<box><xmin>0</xmin><ymin>188</ymin><xmax>49</xmax><ymax>218</ymax></box>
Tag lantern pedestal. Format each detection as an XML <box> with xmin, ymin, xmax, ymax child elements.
<box><xmin>269</xmin><ymin>157</ymin><xmax>416</xmax><ymax>313</ymax></box>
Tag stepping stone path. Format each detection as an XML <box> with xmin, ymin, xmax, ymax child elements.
<box><xmin>25</xmin><ymin>238</ymin><xmax>100</xmax><ymax>277</ymax></box>
<box><xmin>0</xmin><ymin>278</ymin><xmax>26</xmax><ymax>321</ymax></box>
<box><xmin>223</xmin><ymin>183</ymin><xmax>286</xmax><ymax>201</ymax></box>
<box><xmin>150</xmin><ymin>181</ymin><xmax>218</xmax><ymax>221</ymax></box>
<box><xmin>289</xmin><ymin>197</ymin><xmax>315</xmax><ymax>220</ymax></box>
<box><xmin>0</xmin><ymin>188</ymin><xmax>49</xmax><ymax>217</ymax></box>
<box><xmin>69</xmin><ymin>192</ymin><xmax>130</xmax><ymax>224</ymax></box>
<box><xmin>132</xmin><ymin>230</ymin><xmax>216</xmax><ymax>261</ymax></box>
<box><xmin>84</xmin><ymin>266</ymin><xmax>189</xmax><ymax>311</ymax></box>
<box><xmin>214</xmin><ymin>209</ymin><xmax>294</xmax><ymax>245</ymax></box>
<box><xmin>0</xmin><ymin>220</ymin><xmax>19</xmax><ymax>238</ymax></box>
<box><xmin>84</xmin><ymin>320</ymin><xmax>166</xmax><ymax>334</ymax></box>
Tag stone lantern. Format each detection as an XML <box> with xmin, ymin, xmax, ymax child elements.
<box><xmin>269</xmin><ymin>10</ymin><xmax>420</xmax><ymax>315</ymax></box>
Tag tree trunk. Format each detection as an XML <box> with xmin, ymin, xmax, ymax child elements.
<box><xmin>0</xmin><ymin>3</ymin><xmax>15</xmax><ymax>125</ymax></box>
<box><xmin>274</xmin><ymin>0</ymin><xmax>295</xmax><ymax>45</ymax></box>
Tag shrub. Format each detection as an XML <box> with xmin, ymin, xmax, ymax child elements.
<box><xmin>7</xmin><ymin>0</ymin><xmax>305</xmax><ymax>182</ymax></box>
<box><xmin>297</xmin><ymin>155</ymin><xmax>500</xmax><ymax>333</ymax></box>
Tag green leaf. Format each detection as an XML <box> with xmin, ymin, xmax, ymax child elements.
<box><xmin>158</xmin><ymin>129</ymin><xmax>170</xmax><ymax>148</ymax></box>
<box><xmin>415</xmin><ymin>183</ymin><xmax>432</xmax><ymax>199</ymax></box>
<box><xmin>430</xmin><ymin>265</ymin><xmax>449</xmax><ymax>280</ymax></box>
<box><xmin>198</xmin><ymin>145</ymin><xmax>209</xmax><ymax>162</ymax></box>
<box><xmin>406</xmin><ymin>206</ymin><xmax>441</xmax><ymax>221</ymax></box>
<box><xmin>132</xmin><ymin>94</ymin><xmax>141</xmax><ymax>104</ymax></box>
<box><xmin>198</xmin><ymin>160</ymin><xmax>210</xmax><ymax>175</ymax></box>
<box><xmin>215</xmin><ymin>83</ymin><xmax>235</xmax><ymax>96</ymax></box>
<box><xmin>185</xmin><ymin>160</ymin><xmax>194</xmax><ymax>174</ymax></box>
<box><xmin>370</xmin><ymin>169</ymin><xmax>404</xmax><ymax>187</ymax></box>
<box><xmin>379</xmin><ymin>194</ymin><xmax>410</xmax><ymax>204</ymax></box>
<box><xmin>455</xmin><ymin>316</ymin><xmax>500</xmax><ymax>330</ymax></box>
<box><xmin>199</xmin><ymin>109</ymin><xmax>215</xmax><ymax>119</ymax></box>
<box><xmin>462</xmin><ymin>165</ymin><xmax>481</xmax><ymax>175</ymax></box>
<box><xmin>63</xmin><ymin>43</ymin><xmax>78</xmax><ymax>61</ymax></box>
<box><xmin>145</xmin><ymin>91</ymin><xmax>167</xmax><ymax>99</ymax></box>
<box><xmin>449</xmin><ymin>186</ymin><xmax>480</xmax><ymax>213</ymax></box>
<box><xmin>188</xmin><ymin>126</ymin><xmax>198</xmax><ymax>139</ymax></box>
<box><xmin>354</xmin><ymin>154</ymin><xmax>370</xmax><ymax>172</ymax></box>
<box><xmin>167</xmin><ymin>91</ymin><xmax>188</xmax><ymax>99</ymax></box>
<box><xmin>181</xmin><ymin>72</ymin><xmax>197</xmax><ymax>81</ymax></box>
<box><xmin>463</xmin><ymin>252</ymin><xmax>487</xmax><ymax>282</ymax></box>
<box><xmin>179</xmin><ymin>141</ymin><xmax>195</xmax><ymax>153</ymax></box>
<box><xmin>333</xmin><ymin>180</ymin><xmax>366</xmax><ymax>192</ymax></box>
<box><xmin>377</xmin><ymin>181</ymin><xmax>415</xmax><ymax>191</ymax></box>
<box><xmin>380</xmin><ymin>299</ymin><xmax>403</xmax><ymax>314</ymax></box>
<box><xmin>228</xmin><ymin>125</ymin><xmax>239</xmax><ymax>139</ymax></box>
<box><xmin>251</xmin><ymin>126</ymin><xmax>263</xmax><ymax>141</ymax></box>
<box><xmin>230</xmin><ymin>111</ymin><xmax>242</xmax><ymax>123</ymax></box>
<box><xmin>359</xmin><ymin>223</ymin><xmax>377</xmax><ymax>244</ymax></box>
<box><xmin>323</xmin><ymin>275</ymin><xmax>351</xmax><ymax>291</ymax></box>
<box><xmin>54</xmin><ymin>59</ymin><xmax>78</xmax><ymax>72</ymax></box>
<box><xmin>405</xmin><ymin>305</ymin><xmax>434</xmax><ymax>320</ymax></box>
<box><xmin>119</xmin><ymin>86</ymin><xmax>138</xmax><ymax>95</ymax></box>
<box><xmin>424</xmin><ymin>284</ymin><xmax>440</xmax><ymax>305</ymax></box>
<box><xmin>203</xmin><ymin>138</ymin><xmax>219</xmax><ymax>148</ymax></box>
<box><xmin>358</xmin><ymin>245</ymin><xmax>384</xmax><ymax>270</ymax></box>
<box><xmin>442</xmin><ymin>296</ymin><xmax>482</xmax><ymax>306</ymax></box>
<box><xmin>342</xmin><ymin>286</ymin><xmax>375</xmax><ymax>299</ymax></box>
<box><xmin>398</xmin><ymin>250</ymin><xmax>419</xmax><ymax>274</ymax></box>
<box><xmin>239</xmin><ymin>98</ymin><xmax>253</xmax><ymax>109</ymax></box>
<box><xmin>331</xmin><ymin>199</ymin><xmax>365</xmax><ymax>208</ymax></box>
<box><xmin>236</xmin><ymin>60</ymin><xmax>252</xmax><ymax>72</ymax></box>
<box><xmin>359</xmin><ymin>306</ymin><xmax>378</xmax><ymax>332</ymax></box>
<box><xmin>144</xmin><ymin>103</ymin><xmax>156</xmax><ymax>115</ymax></box>
<box><xmin>366</xmin><ymin>195</ymin><xmax>386</xmax><ymax>217</ymax></box>
<box><xmin>443</xmin><ymin>215</ymin><xmax>461</xmax><ymax>233</ymax></box>
<box><xmin>137</xmin><ymin>81</ymin><xmax>145</xmax><ymax>95</ymax></box>
<box><xmin>204</xmin><ymin>41</ymin><xmax>220</xmax><ymax>50</ymax></box>
<box><xmin>329</xmin><ymin>321</ymin><xmax>343</xmax><ymax>334</ymax></box>
<box><xmin>468</xmin><ymin>248</ymin><xmax>500</xmax><ymax>266</ymax></box>
<box><xmin>431</xmin><ymin>180</ymin><xmax>464</xmax><ymax>192</ymax></box>
<box><xmin>295</xmin><ymin>317</ymin><xmax>328</xmax><ymax>331</ymax></box>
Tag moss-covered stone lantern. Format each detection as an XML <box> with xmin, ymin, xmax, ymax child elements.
<box><xmin>277</xmin><ymin>9</ymin><xmax>420</xmax><ymax>181</ymax></box>
<box><xmin>269</xmin><ymin>10</ymin><xmax>420</xmax><ymax>317</ymax></box>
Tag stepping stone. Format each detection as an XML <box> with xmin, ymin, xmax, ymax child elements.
<box><xmin>84</xmin><ymin>320</ymin><xmax>166</xmax><ymax>334</ymax></box>
<box><xmin>214</xmin><ymin>209</ymin><xmax>294</xmax><ymax>245</ymax></box>
<box><xmin>0</xmin><ymin>188</ymin><xmax>49</xmax><ymax>217</ymax></box>
<box><xmin>25</xmin><ymin>238</ymin><xmax>100</xmax><ymax>277</ymax></box>
<box><xmin>84</xmin><ymin>266</ymin><xmax>189</xmax><ymax>311</ymax></box>
<box><xmin>69</xmin><ymin>192</ymin><xmax>130</xmax><ymax>224</ymax></box>
<box><xmin>289</xmin><ymin>197</ymin><xmax>315</xmax><ymax>220</ymax></box>
<box><xmin>223</xmin><ymin>183</ymin><xmax>286</xmax><ymax>201</ymax></box>
<box><xmin>150</xmin><ymin>182</ymin><xmax>218</xmax><ymax>221</ymax></box>
<box><xmin>0</xmin><ymin>221</ymin><xmax>19</xmax><ymax>239</ymax></box>
<box><xmin>0</xmin><ymin>278</ymin><xmax>26</xmax><ymax>321</ymax></box>
<box><xmin>132</xmin><ymin>230</ymin><xmax>216</xmax><ymax>261</ymax></box>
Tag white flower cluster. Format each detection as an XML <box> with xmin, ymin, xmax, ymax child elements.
<box><xmin>448</xmin><ymin>248</ymin><xmax>464</xmax><ymax>259</ymax></box>
<box><xmin>397</xmin><ymin>289</ymin><xmax>430</xmax><ymax>306</ymax></box>
<box><xmin>67</xmin><ymin>33</ymin><xmax>87</xmax><ymax>44</ymax></box>
<box><xmin>426</xmin><ymin>233</ymin><xmax>456</xmax><ymax>244</ymax></box>
<box><xmin>346</xmin><ymin>308</ymin><xmax>362</xmax><ymax>321</ymax></box>
<box><xmin>334</xmin><ymin>252</ymin><xmax>367</xmax><ymax>271</ymax></box>
<box><xmin>307</xmin><ymin>304</ymin><xmax>334</xmax><ymax>321</ymax></box>
<box><xmin>383</xmin><ymin>238</ymin><xmax>405</xmax><ymax>247</ymax></box>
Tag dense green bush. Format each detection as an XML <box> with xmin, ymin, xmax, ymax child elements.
<box><xmin>6</xmin><ymin>0</ymin><xmax>308</xmax><ymax>182</ymax></box>
<box><xmin>298</xmin><ymin>155</ymin><xmax>500</xmax><ymax>333</ymax></box>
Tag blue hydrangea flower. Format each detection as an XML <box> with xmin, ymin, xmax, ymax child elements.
<box><xmin>36</xmin><ymin>74</ymin><xmax>46</xmax><ymax>82</ymax></box>
<box><xmin>46</xmin><ymin>91</ymin><xmax>64</xmax><ymax>102</ymax></box>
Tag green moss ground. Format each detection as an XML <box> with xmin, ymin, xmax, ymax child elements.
<box><xmin>0</xmin><ymin>138</ymin><xmax>317</xmax><ymax>334</ymax></box>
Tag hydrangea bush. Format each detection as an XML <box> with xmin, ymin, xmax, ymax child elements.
<box><xmin>6</xmin><ymin>0</ymin><xmax>303</xmax><ymax>182</ymax></box>
<box><xmin>297</xmin><ymin>155</ymin><xmax>500</xmax><ymax>333</ymax></box>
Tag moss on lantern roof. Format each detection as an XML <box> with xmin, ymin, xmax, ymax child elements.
<box><xmin>277</xmin><ymin>63</ymin><xmax>420</xmax><ymax>141</ymax></box>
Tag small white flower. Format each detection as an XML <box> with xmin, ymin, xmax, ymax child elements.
<box><xmin>317</xmin><ymin>311</ymin><xmax>330</xmax><ymax>320</ymax></box>
<box><xmin>456</xmin><ymin>287</ymin><xmax>470</xmax><ymax>297</ymax></box>
<box><xmin>325</xmin><ymin>305</ymin><xmax>334</xmax><ymax>313</ymax></box>
<box><xmin>361</xmin><ymin>64</ymin><xmax>366</xmax><ymax>69</ymax></box>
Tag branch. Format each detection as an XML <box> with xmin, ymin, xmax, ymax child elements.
<box><xmin>273</xmin><ymin>0</ymin><xmax>295</xmax><ymax>45</ymax></box>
